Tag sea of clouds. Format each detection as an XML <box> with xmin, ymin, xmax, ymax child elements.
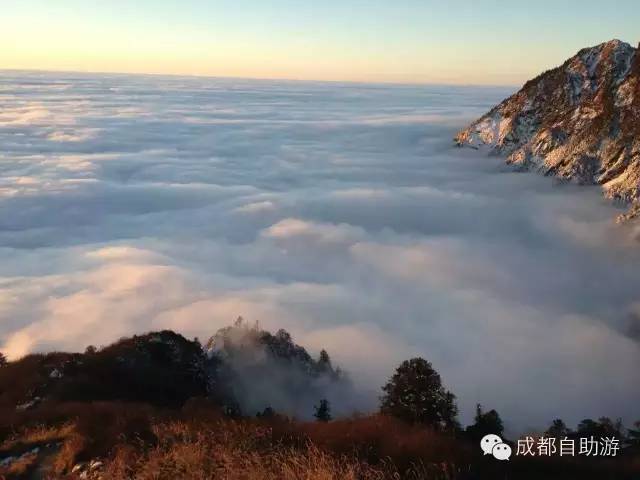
<box><xmin>1</xmin><ymin>71</ymin><xmax>639</xmax><ymax>431</ymax></box>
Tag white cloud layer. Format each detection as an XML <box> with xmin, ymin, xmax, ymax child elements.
<box><xmin>1</xmin><ymin>72</ymin><xmax>639</xmax><ymax>431</ymax></box>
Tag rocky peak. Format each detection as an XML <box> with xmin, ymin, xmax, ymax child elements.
<box><xmin>455</xmin><ymin>39</ymin><xmax>640</xmax><ymax>221</ymax></box>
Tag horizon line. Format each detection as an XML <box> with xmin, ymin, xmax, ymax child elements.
<box><xmin>0</xmin><ymin>67</ymin><xmax>521</xmax><ymax>90</ymax></box>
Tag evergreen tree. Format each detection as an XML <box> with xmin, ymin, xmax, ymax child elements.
<box><xmin>314</xmin><ymin>399</ymin><xmax>332</xmax><ymax>422</ymax></box>
<box><xmin>576</xmin><ymin>418</ymin><xmax>600</xmax><ymax>437</ymax></box>
<box><xmin>545</xmin><ymin>418</ymin><xmax>572</xmax><ymax>438</ymax></box>
<box><xmin>275</xmin><ymin>329</ymin><xmax>292</xmax><ymax>343</ymax></box>
<box><xmin>576</xmin><ymin>417</ymin><xmax>624</xmax><ymax>439</ymax></box>
<box><xmin>317</xmin><ymin>349</ymin><xmax>332</xmax><ymax>372</ymax></box>
<box><xmin>0</xmin><ymin>352</ymin><xmax>6</xmax><ymax>367</ymax></box>
<box><xmin>380</xmin><ymin>357</ymin><xmax>458</xmax><ymax>430</ymax></box>
<box><xmin>257</xmin><ymin>406</ymin><xmax>275</xmax><ymax>418</ymax></box>
<box><xmin>627</xmin><ymin>420</ymin><xmax>640</xmax><ymax>447</ymax></box>
<box><xmin>598</xmin><ymin>417</ymin><xmax>624</xmax><ymax>438</ymax></box>
<box><xmin>442</xmin><ymin>392</ymin><xmax>461</xmax><ymax>432</ymax></box>
<box><xmin>465</xmin><ymin>404</ymin><xmax>504</xmax><ymax>441</ymax></box>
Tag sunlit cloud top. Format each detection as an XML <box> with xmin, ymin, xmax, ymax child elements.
<box><xmin>2</xmin><ymin>0</ymin><xmax>640</xmax><ymax>85</ymax></box>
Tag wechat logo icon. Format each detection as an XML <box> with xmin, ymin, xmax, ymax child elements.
<box><xmin>481</xmin><ymin>434</ymin><xmax>512</xmax><ymax>461</ymax></box>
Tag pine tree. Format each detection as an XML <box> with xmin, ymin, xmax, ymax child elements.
<box><xmin>314</xmin><ymin>399</ymin><xmax>332</xmax><ymax>422</ymax></box>
<box><xmin>577</xmin><ymin>417</ymin><xmax>624</xmax><ymax>439</ymax></box>
<box><xmin>465</xmin><ymin>404</ymin><xmax>504</xmax><ymax>441</ymax></box>
<box><xmin>380</xmin><ymin>357</ymin><xmax>458</xmax><ymax>430</ymax></box>
<box><xmin>275</xmin><ymin>329</ymin><xmax>292</xmax><ymax>343</ymax></box>
<box><xmin>317</xmin><ymin>349</ymin><xmax>332</xmax><ymax>372</ymax></box>
<box><xmin>545</xmin><ymin>418</ymin><xmax>572</xmax><ymax>438</ymax></box>
<box><xmin>0</xmin><ymin>352</ymin><xmax>6</xmax><ymax>367</ymax></box>
<box><xmin>628</xmin><ymin>420</ymin><xmax>640</xmax><ymax>447</ymax></box>
<box><xmin>257</xmin><ymin>407</ymin><xmax>275</xmax><ymax>418</ymax></box>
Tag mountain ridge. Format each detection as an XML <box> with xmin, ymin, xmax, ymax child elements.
<box><xmin>455</xmin><ymin>39</ymin><xmax>640</xmax><ymax>221</ymax></box>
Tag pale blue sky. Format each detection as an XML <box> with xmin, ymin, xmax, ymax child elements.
<box><xmin>2</xmin><ymin>0</ymin><xmax>639</xmax><ymax>84</ymax></box>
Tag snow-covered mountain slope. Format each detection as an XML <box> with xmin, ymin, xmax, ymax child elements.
<box><xmin>455</xmin><ymin>39</ymin><xmax>640</xmax><ymax>221</ymax></box>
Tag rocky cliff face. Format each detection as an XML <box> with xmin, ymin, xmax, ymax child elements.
<box><xmin>455</xmin><ymin>39</ymin><xmax>640</xmax><ymax>221</ymax></box>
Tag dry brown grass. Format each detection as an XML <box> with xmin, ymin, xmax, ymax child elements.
<box><xmin>0</xmin><ymin>402</ymin><xmax>160</xmax><ymax>479</ymax></box>
<box><xmin>0</xmin><ymin>423</ymin><xmax>73</xmax><ymax>479</ymax></box>
<box><xmin>0</xmin><ymin>423</ymin><xmax>72</xmax><ymax>452</ymax></box>
<box><xmin>301</xmin><ymin>414</ymin><xmax>464</xmax><ymax>465</ymax></box>
<box><xmin>0</xmin><ymin>401</ymin><xmax>638</xmax><ymax>480</ymax></box>
<box><xmin>1</xmin><ymin>450</ymin><xmax>40</xmax><ymax>477</ymax></box>
<box><xmin>101</xmin><ymin>419</ymin><xmax>437</xmax><ymax>480</ymax></box>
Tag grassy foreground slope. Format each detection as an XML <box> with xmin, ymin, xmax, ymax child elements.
<box><xmin>0</xmin><ymin>326</ymin><xmax>637</xmax><ymax>479</ymax></box>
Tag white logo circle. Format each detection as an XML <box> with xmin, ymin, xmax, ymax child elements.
<box><xmin>492</xmin><ymin>442</ymin><xmax>512</xmax><ymax>461</ymax></box>
<box><xmin>480</xmin><ymin>434</ymin><xmax>502</xmax><ymax>455</ymax></box>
